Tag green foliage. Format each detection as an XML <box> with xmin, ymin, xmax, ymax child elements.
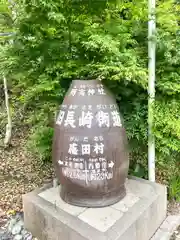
<box><xmin>0</xmin><ymin>0</ymin><xmax>180</xmax><ymax>199</ymax></box>
<box><xmin>0</xmin><ymin>0</ymin><xmax>13</xmax><ymax>31</ymax></box>
<box><xmin>27</xmin><ymin>125</ymin><xmax>54</xmax><ymax>163</ymax></box>
<box><xmin>0</xmin><ymin>0</ymin><xmax>15</xmax><ymax>44</ymax></box>
<box><xmin>168</xmin><ymin>176</ymin><xmax>180</xmax><ymax>202</ymax></box>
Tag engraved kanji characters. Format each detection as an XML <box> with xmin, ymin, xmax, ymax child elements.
<box><xmin>68</xmin><ymin>139</ymin><xmax>105</xmax><ymax>156</ymax></box>
<box><xmin>64</xmin><ymin>111</ymin><xmax>76</xmax><ymax>128</ymax></box>
<box><xmin>56</xmin><ymin>111</ymin><xmax>65</xmax><ymax>125</ymax></box>
<box><xmin>64</xmin><ymin>161</ymin><xmax>68</xmax><ymax>166</ymax></box>
<box><xmin>93</xmin><ymin>143</ymin><xmax>104</xmax><ymax>154</ymax></box>
<box><xmin>97</xmin><ymin>104</ymin><xmax>102</xmax><ymax>110</ymax></box>
<box><xmin>64</xmin><ymin>132</ymin><xmax>115</xmax><ymax>182</ymax></box>
<box><xmin>74</xmin><ymin>162</ymin><xmax>79</xmax><ymax>169</ymax></box>
<box><xmin>79</xmin><ymin>162</ymin><xmax>84</xmax><ymax>170</ymax></box>
<box><xmin>59</xmin><ymin>104</ymin><xmax>122</xmax><ymax>128</ymax></box>
<box><xmin>102</xmin><ymin>161</ymin><xmax>107</xmax><ymax>170</ymax></box>
<box><xmin>98</xmin><ymin>87</ymin><xmax>105</xmax><ymax>95</ymax></box>
<box><xmin>82</xmin><ymin>144</ymin><xmax>91</xmax><ymax>155</ymax></box>
<box><xmin>79</xmin><ymin>111</ymin><xmax>93</xmax><ymax>128</ymax></box>
<box><xmin>88</xmin><ymin>162</ymin><xmax>94</xmax><ymax>170</ymax></box>
<box><xmin>79</xmin><ymin>89</ymin><xmax>85</xmax><ymax>96</ymax></box>
<box><xmin>95</xmin><ymin>162</ymin><xmax>101</xmax><ymax>170</ymax></box>
<box><xmin>96</xmin><ymin>111</ymin><xmax>110</xmax><ymax>127</ymax></box>
<box><xmin>82</xmin><ymin>105</ymin><xmax>86</xmax><ymax>110</ymax></box>
<box><xmin>88</xmin><ymin>88</ymin><xmax>95</xmax><ymax>96</ymax></box>
<box><xmin>70</xmin><ymin>88</ymin><xmax>77</xmax><ymax>96</ymax></box>
<box><xmin>69</xmin><ymin>162</ymin><xmax>73</xmax><ymax>168</ymax></box>
<box><xmin>68</xmin><ymin>143</ymin><xmax>78</xmax><ymax>155</ymax></box>
<box><xmin>110</xmin><ymin>104</ymin><xmax>116</xmax><ymax>109</ymax></box>
<box><xmin>111</xmin><ymin>110</ymin><xmax>122</xmax><ymax>127</ymax></box>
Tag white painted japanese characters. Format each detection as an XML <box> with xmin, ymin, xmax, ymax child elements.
<box><xmin>69</xmin><ymin>84</ymin><xmax>106</xmax><ymax>97</ymax></box>
<box><xmin>56</xmin><ymin>109</ymin><xmax>122</xmax><ymax>128</ymax></box>
<box><xmin>52</xmin><ymin>79</ymin><xmax>129</xmax><ymax>207</ymax></box>
<box><xmin>58</xmin><ymin>136</ymin><xmax>114</xmax><ymax>182</ymax></box>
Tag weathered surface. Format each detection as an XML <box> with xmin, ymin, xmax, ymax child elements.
<box><xmin>23</xmin><ymin>177</ymin><xmax>167</xmax><ymax>240</ymax></box>
<box><xmin>52</xmin><ymin>79</ymin><xmax>129</xmax><ymax>207</ymax></box>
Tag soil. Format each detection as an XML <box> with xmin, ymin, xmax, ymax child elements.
<box><xmin>0</xmin><ymin>128</ymin><xmax>54</xmax><ymax>215</ymax></box>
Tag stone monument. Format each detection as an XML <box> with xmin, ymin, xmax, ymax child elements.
<box><xmin>23</xmin><ymin>80</ymin><xmax>167</xmax><ymax>240</ymax></box>
<box><xmin>52</xmin><ymin>79</ymin><xmax>129</xmax><ymax>207</ymax></box>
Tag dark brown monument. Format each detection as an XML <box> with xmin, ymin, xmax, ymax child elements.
<box><xmin>52</xmin><ymin>80</ymin><xmax>129</xmax><ymax>207</ymax></box>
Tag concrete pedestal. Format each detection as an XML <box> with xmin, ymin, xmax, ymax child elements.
<box><xmin>23</xmin><ymin>177</ymin><xmax>167</xmax><ymax>240</ymax></box>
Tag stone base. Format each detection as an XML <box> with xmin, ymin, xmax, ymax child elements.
<box><xmin>23</xmin><ymin>176</ymin><xmax>167</xmax><ymax>240</ymax></box>
<box><xmin>60</xmin><ymin>184</ymin><xmax>127</xmax><ymax>208</ymax></box>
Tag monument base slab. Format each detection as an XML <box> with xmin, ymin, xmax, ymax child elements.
<box><xmin>23</xmin><ymin>177</ymin><xmax>167</xmax><ymax>240</ymax></box>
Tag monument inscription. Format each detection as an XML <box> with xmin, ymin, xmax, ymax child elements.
<box><xmin>52</xmin><ymin>80</ymin><xmax>129</xmax><ymax>207</ymax></box>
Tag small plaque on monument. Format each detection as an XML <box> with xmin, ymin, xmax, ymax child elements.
<box><xmin>52</xmin><ymin>80</ymin><xmax>129</xmax><ymax>207</ymax></box>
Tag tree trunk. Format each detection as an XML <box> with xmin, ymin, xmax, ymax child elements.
<box><xmin>3</xmin><ymin>75</ymin><xmax>12</xmax><ymax>147</ymax></box>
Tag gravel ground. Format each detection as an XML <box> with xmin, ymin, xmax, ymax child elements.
<box><xmin>170</xmin><ymin>225</ymin><xmax>180</xmax><ymax>240</ymax></box>
<box><xmin>0</xmin><ymin>130</ymin><xmax>54</xmax><ymax>239</ymax></box>
<box><xmin>0</xmin><ymin>212</ymin><xmax>34</xmax><ymax>240</ymax></box>
<box><xmin>168</xmin><ymin>201</ymin><xmax>180</xmax><ymax>216</ymax></box>
<box><xmin>168</xmin><ymin>202</ymin><xmax>180</xmax><ymax>240</ymax></box>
